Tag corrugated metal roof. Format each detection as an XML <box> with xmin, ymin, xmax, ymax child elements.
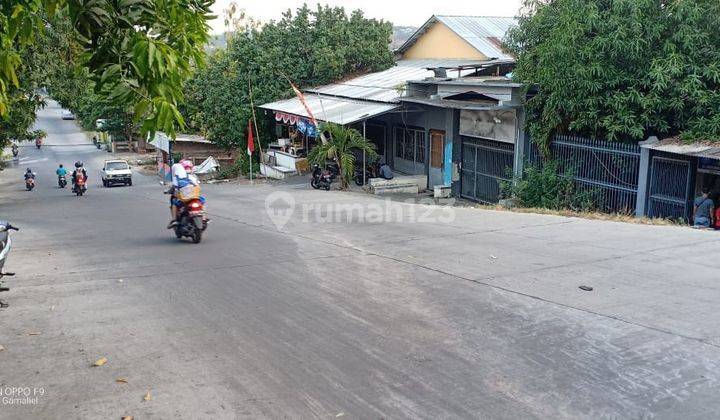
<box><xmin>642</xmin><ymin>139</ymin><xmax>720</xmax><ymax>159</ymax></box>
<box><xmin>259</xmin><ymin>95</ymin><xmax>399</xmax><ymax>126</ymax></box>
<box><xmin>305</xmin><ymin>59</ymin><xmax>499</xmax><ymax>104</ymax></box>
<box><xmin>397</xmin><ymin>15</ymin><xmax>518</xmax><ymax>60</ymax></box>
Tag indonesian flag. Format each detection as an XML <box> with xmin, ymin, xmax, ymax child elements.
<box><xmin>247</xmin><ymin>119</ymin><xmax>255</xmax><ymax>156</ymax></box>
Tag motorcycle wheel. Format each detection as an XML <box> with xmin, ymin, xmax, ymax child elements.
<box><xmin>324</xmin><ymin>183</ymin><xmax>331</xmax><ymax>191</ymax></box>
<box><xmin>311</xmin><ymin>177</ymin><xmax>321</xmax><ymax>189</ymax></box>
<box><xmin>354</xmin><ymin>175</ymin><xmax>364</xmax><ymax>186</ymax></box>
<box><xmin>174</xmin><ymin>227</ymin><xmax>183</xmax><ymax>239</ymax></box>
<box><xmin>191</xmin><ymin>230</ymin><xmax>202</xmax><ymax>244</ymax></box>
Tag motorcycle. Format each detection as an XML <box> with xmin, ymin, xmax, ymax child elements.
<box><xmin>0</xmin><ymin>221</ymin><xmax>19</xmax><ymax>307</ymax></box>
<box><xmin>25</xmin><ymin>177</ymin><xmax>35</xmax><ymax>191</ymax></box>
<box><xmin>168</xmin><ymin>193</ymin><xmax>207</xmax><ymax>244</ymax></box>
<box><xmin>35</xmin><ymin>138</ymin><xmax>42</xmax><ymax>149</ymax></box>
<box><xmin>73</xmin><ymin>174</ymin><xmax>87</xmax><ymax>196</ymax></box>
<box><xmin>11</xmin><ymin>145</ymin><xmax>18</xmax><ymax>157</ymax></box>
<box><xmin>353</xmin><ymin>161</ymin><xmax>380</xmax><ymax>186</ymax></box>
<box><xmin>310</xmin><ymin>163</ymin><xmax>338</xmax><ymax>191</ymax></box>
<box><xmin>58</xmin><ymin>175</ymin><xmax>67</xmax><ymax>188</ymax></box>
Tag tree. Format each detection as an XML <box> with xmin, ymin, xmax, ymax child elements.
<box><xmin>308</xmin><ymin>123</ymin><xmax>377</xmax><ymax>189</ymax></box>
<box><xmin>506</xmin><ymin>0</ymin><xmax>720</xmax><ymax>149</ymax></box>
<box><xmin>182</xmin><ymin>3</ymin><xmax>394</xmax><ymax>151</ymax></box>
<box><xmin>0</xmin><ymin>0</ymin><xmax>212</xmax><ymax>147</ymax></box>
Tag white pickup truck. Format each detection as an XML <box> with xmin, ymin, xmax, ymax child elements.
<box><xmin>101</xmin><ymin>160</ymin><xmax>133</xmax><ymax>187</ymax></box>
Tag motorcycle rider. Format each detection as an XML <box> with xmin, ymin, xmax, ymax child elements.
<box><xmin>71</xmin><ymin>161</ymin><xmax>88</xmax><ymax>191</ymax></box>
<box><xmin>56</xmin><ymin>164</ymin><xmax>68</xmax><ymax>178</ymax></box>
<box><xmin>56</xmin><ymin>164</ymin><xmax>68</xmax><ymax>186</ymax></box>
<box><xmin>11</xmin><ymin>143</ymin><xmax>18</xmax><ymax>157</ymax></box>
<box><xmin>167</xmin><ymin>159</ymin><xmax>197</xmax><ymax>228</ymax></box>
<box><xmin>24</xmin><ymin>168</ymin><xmax>36</xmax><ymax>186</ymax></box>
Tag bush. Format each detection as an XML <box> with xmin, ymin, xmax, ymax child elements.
<box><xmin>501</xmin><ymin>161</ymin><xmax>597</xmax><ymax>211</ymax></box>
<box><xmin>216</xmin><ymin>153</ymin><xmax>260</xmax><ymax>179</ymax></box>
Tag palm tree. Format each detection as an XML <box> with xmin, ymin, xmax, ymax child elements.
<box><xmin>308</xmin><ymin>123</ymin><xmax>378</xmax><ymax>189</ymax></box>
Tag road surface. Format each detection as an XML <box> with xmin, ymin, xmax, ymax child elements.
<box><xmin>1</xmin><ymin>102</ymin><xmax>720</xmax><ymax>419</ymax></box>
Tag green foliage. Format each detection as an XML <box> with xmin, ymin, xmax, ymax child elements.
<box><xmin>183</xmin><ymin>4</ymin><xmax>394</xmax><ymax>150</ymax></box>
<box><xmin>501</xmin><ymin>161</ymin><xmax>596</xmax><ymax>211</ymax></box>
<box><xmin>0</xmin><ymin>0</ymin><xmax>212</xmax><ymax>143</ymax></box>
<box><xmin>308</xmin><ymin>123</ymin><xmax>377</xmax><ymax>189</ymax></box>
<box><xmin>216</xmin><ymin>153</ymin><xmax>260</xmax><ymax>179</ymax></box>
<box><xmin>506</xmin><ymin>0</ymin><xmax>720</xmax><ymax>148</ymax></box>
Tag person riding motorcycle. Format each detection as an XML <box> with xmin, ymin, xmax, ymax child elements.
<box><xmin>56</xmin><ymin>164</ymin><xmax>68</xmax><ymax>178</ymax></box>
<box><xmin>167</xmin><ymin>159</ymin><xmax>198</xmax><ymax>228</ymax></box>
<box><xmin>24</xmin><ymin>168</ymin><xmax>35</xmax><ymax>181</ymax></box>
<box><xmin>71</xmin><ymin>161</ymin><xmax>88</xmax><ymax>190</ymax></box>
<box><xmin>11</xmin><ymin>143</ymin><xmax>18</xmax><ymax>157</ymax></box>
<box><xmin>56</xmin><ymin>164</ymin><xmax>68</xmax><ymax>187</ymax></box>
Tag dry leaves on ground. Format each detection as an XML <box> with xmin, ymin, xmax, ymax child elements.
<box><xmin>116</xmin><ymin>378</ymin><xmax>128</xmax><ymax>384</ymax></box>
<box><xmin>28</xmin><ymin>332</ymin><xmax>41</xmax><ymax>336</ymax></box>
<box><xmin>0</xmin><ymin>344</ymin><xmax>5</xmax><ymax>351</ymax></box>
<box><xmin>93</xmin><ymin>357</ymin><xmax>108</xmax><ymax>367</ymax></box>
<box><xmin>122</xmin><ymin>416</ymin><xmax>133</xmax><ymax>420</ymax></box>
<box><xmin>143</xmin><ymin>390</ymin><xmax>151</xmax><ymax>401</ymax></box>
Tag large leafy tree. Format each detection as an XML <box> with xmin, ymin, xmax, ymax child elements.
<box><xmin>183</xmin><ymin>4</ymin><xmax>394</xmax><ymax>150</ymax></box>
<box><xmin>0</xmin><ymin>0</ymin><xmax>212</xmax><ymax>148</ymax></box>
<box><xmin>506</xmin><ymin>0</ymin><xmax>720</xmax><ymax>149</ymax></box>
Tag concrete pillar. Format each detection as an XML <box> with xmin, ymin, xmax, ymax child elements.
<box><xmin>513</xmin><ymin>108</ymin><xmax>526</xmax><ymax>179</ymax></box>
<box><xmin>635</xmin><ymin>136</ymin><xmax>657</xmax><ymax>217</ymax></box>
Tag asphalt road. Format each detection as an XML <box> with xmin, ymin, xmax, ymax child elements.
<box><xmin>1</xmin><ymin>102</ymin><xmax>720</xmax><ymax>419</ymax></box>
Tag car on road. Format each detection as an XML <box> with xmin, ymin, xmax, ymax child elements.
<box><xmin>101</xmin><ymin>160</ymin><xmax>133</xmax><ymax>187</ymax></box>
<box><xmin>61</xmin><ymin>110</ymin><xmax>75</xmax><ymax>120</ymax></box>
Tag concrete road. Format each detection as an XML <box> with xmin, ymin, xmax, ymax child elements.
<box><xmin>1</xmin><ymin>102</ymin><xmax>720</xmax><ymax>419</ymax></box>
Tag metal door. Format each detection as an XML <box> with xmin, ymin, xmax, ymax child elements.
<box><xmin>647</xmin><ymin>156</ymin><xmax>693</xmax><ymax>221</ymax></box>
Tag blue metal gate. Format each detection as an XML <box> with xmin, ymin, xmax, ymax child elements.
<box><xmin>647</xmin><ymin>156</ymin><xmax>693</xmax><ymax>221</ymax></box>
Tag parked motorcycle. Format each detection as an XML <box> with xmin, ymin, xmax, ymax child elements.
<box><xmin>353</xmin><ymin>161</ymin><xmax>380</xmax><ymax>186</ymax></box>
<box><xmin>0</xmin><ymin>221</ymin><xmax>18</xmax><ymax>275</ymax></box>
<box><xmin>58</xmin><ymin>175</ymin><xmax>67</xmax><ymax>188</ymax></box>
<box><xmin>0</xmin><ymin>221</ymin><xmax>19</xmax><ymax>307</ymax></box>
<box><xmin>311</xmin><ymin>163</ymin><xmax>338</xmax><ymax>191</ymax></box>
<box><xmin>25</xmin><ymin>177</ymin><xmax>35</xmax><ymax>191</ymax></box>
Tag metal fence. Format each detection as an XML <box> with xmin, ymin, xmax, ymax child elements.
<box><xmin>530</xmin><ymin>135</ymin><xmax>641</xmax><ymax>214</ymax></box>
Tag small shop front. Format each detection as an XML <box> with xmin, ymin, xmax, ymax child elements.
<box><xmin>638</xmin><ymin>139</ymin><xmax>720</xmax><ymax>222</ymax></box>
<box><xmin>259</xmin><ymin>95</ymin><xmax>400</xmax><ymax>178</ymax></box>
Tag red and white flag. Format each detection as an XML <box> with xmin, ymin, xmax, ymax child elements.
<box><xmin>247</xmin><ymin>119</ymin><xmax>255</xmax><ymax>156</ymax></box>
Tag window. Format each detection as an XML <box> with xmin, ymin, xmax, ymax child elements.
<box><xmin>394</xmin><ymin>127</ymin><xmax>426</xmax><ymax>164</ymax></box>
<box><xmin>106</xmin><ymin>162</ymin><xmax>129</xmax><ymax>170</ymax></box>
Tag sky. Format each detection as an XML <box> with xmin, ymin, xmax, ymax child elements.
<box><xmin>209</xmin><ymin>0</ymin><xmax>524</xmax><ymax>33</ymax></box>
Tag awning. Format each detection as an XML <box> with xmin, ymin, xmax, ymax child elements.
<box><xmin>260</xmin><ymin>95</ymin><xmax>399</xmax><ymax>126</ymax></box>
<box><xmin>642</xmin><ymin>138</ymin><xmax>720</xmax><ymax>159</ymax></box>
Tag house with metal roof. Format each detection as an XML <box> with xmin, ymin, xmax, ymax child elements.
<box><xmin>396</xmin><ymin>16</ymin><xmax>517</xmax><ymax>61</ymax></box>
<box><xmin>259</xmin><ymin>15</ymin><xmax>522</xmax><ymax>196</ymax></box>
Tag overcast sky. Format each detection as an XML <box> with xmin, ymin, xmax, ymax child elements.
<box><xmin>209</xmin><ymin>0</ymin><xmax>524</xmax><ymax>33</ymax></box>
